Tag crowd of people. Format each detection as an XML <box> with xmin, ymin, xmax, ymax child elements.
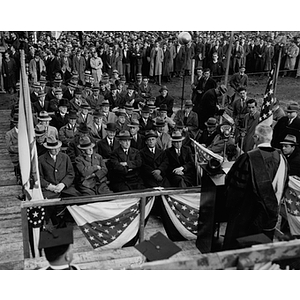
<box><xmin>4</xmin><ymin>31</ymin><xmax>300</xmax><ymax>256</ymax></box>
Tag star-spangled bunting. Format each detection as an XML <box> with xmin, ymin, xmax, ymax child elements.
<box><xmin>283</xmin><ymin>176</ymin><xmax>300</xmax><ymax>235</ymax></box>
<box><xmin>191</xmin><ymin>138</ymin><xmax>223</xmax><ymax>163</ymax></box>
<box><xmin>27</xmin><ymin>206</ymin><xmax>45</xmax><ymax>228</ymax></box>
<box><xmin>259</xmin><ymin>66</ymin><xmax>276</xmax><ymax>125</ymax></box>
<box><xmin>80</xmin><ymin>202</ymin><xmax>140</xmax><ymax>249</ymax></box>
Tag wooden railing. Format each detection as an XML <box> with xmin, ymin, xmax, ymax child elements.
<box><xmin>20</xmin><ymin>186</ymin><xmax>201</xmax><ymax>258</ymax></box>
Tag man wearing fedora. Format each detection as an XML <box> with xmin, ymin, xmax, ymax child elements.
<box><xmin>140</xmin><ymin>130</ymin><xmax>170</xmax><ymax>188</ymax></box>
<box><xmin>139</xmin><ymin>105</ymin><xmax>155</xmax><ymax>136</ymax></box>
<box><xmin>96</xmin><ymin>122</ymin><xmax>120</xmax><ymax>162</ymax></box>
<box><xmin>86</xmin><ymin>86</ymin><xmax>104</xmax><ymax>111</ymax></box>
<box><xmin>69</xmin><ymin>87</ymin><xmax>83</xmax><ymax>113</ymax></box>
<box><xmin>50</xmin><ymin>98</ymin><xmax>69</xmax><ymax>131</ymax></box>
<box><xmin>109</xmin><ymin>130</ymin><xmax>144</xmax><ymax>192</ymax></box>
<box><xmin>75</xmin><ymin>136</ymin><xmax>111</xmax><ymax>195</ymax></box>
<box><xmin>38</xmin><ymin>136</ymin><xmax>80</xmax><ymax>224</ymax></box>
<box><xmin>197</xmin><ymin>84</ymin><xmax>227</xmax><ymax>130</ymax></box>
<box><xmin>154</xmin><ymin>85</ymin><xmax>174</xmax><ymax>118</ymax></box>
<box><xmin>127</xmin><ymin>119</ymin><xmax>145</xmax><ymax>150</ymax></box>
<box><xmin>223</xmin><ymin>124</ymin><xmax>288</xmax><ymax>250</ymax></box>
<box><xmin>104</xmin><ymin>84</ymin><xmax>124</xmax><ymax>109</ymax></box>
<box><xmin>100</xmin><ymin>99</ymin><xmax>117</xmax><ymax>125</ymax></box>
<box><xmin>272</xmin><ymin>101</ymin><xmax>300</xmax><ymax>149</ymax></box>
<box><xmin>30</xmin><ymin>82</ymin><xmax>41</xmax><ymax>103</ymax></box>
<box><xmin>165</xmin><ymin>130</ymin><xmax>196</xmax><ymax>188</ymax></box>
<box><xmin>115</xmin><ymin>108</ymin><xmax>130</xmax><ymax>134</ymax></box>
<box><xmin>152</xmin><ymin>104</ymin><xmax>175</xmax><ymax>134</ymax></box>
<box><xmin>174</xmin><ymin>100</ymin><xmax>199</xmax><ymax>139</ymax></box>
<box><xmin>63</xmin><ymin>81</ymin><xmax>77</xmax><ymax>101</ymax></box>
<box><xmin>34</xmin><ymin>124</ymin><xmax>47</xmax><ymax>157</ymax></box>
<box><xmin>87</xmin><ymin>110</ymin><xmax>107</xmax><ymax>143</ymax></box>
<box><xmin>280</xmin><ymin>134</ymin><xmax>300</xmax><ymax>177</ymax></box>
<box><xmin>59</xmin><ymin>111</ymin><xmax>79</xmax><ymax>147</ymax></box>
<box><xmin>197</xmin><ymin>117</ymin><xmax>219</xmax><ymax>147</ymax></box>
<box><xmin>49</xmin><ymin>87</ymin><xmax>63</xmax><ymax>112</ymax></box>
<box><xmin>77</xmin><ymin>102</ymin><xmax>93</xmax><ymax>126</ymax></box>
<box><xmin>154</xmin><ymin>117</ymin><xmax>172</xmax><ymax>150</ymax></box>
<box><xmin>137</xmin><ymin>76</ymin><xmax>152</xmax><ymax>100</ymax></box>
<box><xmin>33</xmin><ymin>90</ymin><xmax>50</xmax><ymax>114</ymax></box>
<box><xmin>37</xmin><ymin>111</ymin><xmax>58</xmax><ymax>139</ymax></box>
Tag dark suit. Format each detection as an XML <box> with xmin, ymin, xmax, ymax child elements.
<box><xmin>50</xmin><ymin>112</ymin><xmax>69</xmax><ymax>131</ymax></box>
<box><xmin>63</xmin><ymin>88</ymin><xmax>75</xmax><ymax>101</ymax></box>
<box><xmin>96</xmin><ymin>137</ymin><xmax>120</xmax><ymax>160</ymax></box>
<box><xmin>33</xmin><ymin>100</ymin><xmax>50</xmax><ymax>114</ymax></box>
<box><xmin>109</xmin><ymin>146</ymin><xmax>144</xmax><ymax>192</ymax></box>
<box><xmin>173</xmin><ymin>110</ymin><xmax>199</xmax><ymax>138</ymax></box>
<box><xmin>155</xmin><ymin>94</ymin><xmax>174</xmax><ymax>117</ymax></box>
<box><xmin>30</xmin><ymin>91</ymin><xmax>39</xmax><ymax>103</ymax></box>
<box><xmin>139</xmin><ymin>118</ymin><xmax>155</xmax><ymax>136</ymax></box>
<box><xmin>165</xmin><ymin>145</ymin><xmax>196</xmax><ymax>188</ymax></box>
<box><xmin>140</xmin><ymin>146</ymin><xmax>170</xmax><ymax>188</ymax></box>
<box><xmin>194</xmin><ymin>77</ymin><xmax>217</xmax><ymax>113</ymax></box>
<box><xmin>130</xmin><ymin>133</ymin><xmax>145</xmax><ymax>150</ymax></box>
<box><xmin>285</xmin><ymin>147</ymin><xmax>300</xmax><ymax>177</ymax></box>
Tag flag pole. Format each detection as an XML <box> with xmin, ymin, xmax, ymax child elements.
<box><xmin>273</xmin><ymin>46</ymin><xmax>282</xmax><ymax>99</ymax></box>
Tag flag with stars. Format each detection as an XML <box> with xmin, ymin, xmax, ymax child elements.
<box><xmin>283</xmin><ymin>176</ymin><xmax>300</xmax><ymax>235</ymax></box>
<box><xmin>161</xmin><ymin>193</ymin><xmax>200</xmax><ymax>240</ymax></box>
<box><xmin>191</xmin><ymin>138</ymin><xmax>223</xmax><ymax>163</ymax></box>
<box><xmin>67</xmin><ymin>197</ymin><xmax>155</xmax><ymax>250</ymax></box>
<box><xmin>258</xmin><ymin>66</ymin><xmax>275</xmax><ymax>126</ymax></box>
<box><xmin>27</xmin><ymin>206</ymin><xmax>45</xmax><ymax>228</ymax></box>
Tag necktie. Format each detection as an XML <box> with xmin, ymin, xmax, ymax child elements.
<box><xmin>124</xmin><ymin>150</ymin><xmax>128</xmax><ymax>155</ymax></box>
<box><xmin>177</xmin><ymin>149</ymin><xmax>180</xmax><ymax>156</ymax></box>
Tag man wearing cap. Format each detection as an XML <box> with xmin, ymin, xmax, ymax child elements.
<box><xmin>104</xmin><ymin>84</ymin><xmax>124</xmax><ymax>109</ymax></box>
<box><xmin>198</xmin><ymin>117</ymin><xmax>219</xmax><ymax>147</ymax></box>
<box><xmin>87</xmin><ymin>110</ymin><xmax>107</xmax><ymax>143</ymax></box>
<box><xmin>38</xmin><ymin>227</ymin><xmax>79</xmax><ymax>270</ymax></box>
<box><xmin>75</xmin><ymin>136</ymin><xmax>111</xmax><ymax>195</ymax></box>
<box><xmin>5</xmin><ymin>114</ymin><xmax>21</xmax><ymax>184</ymax></box>
<box><xmin>109</xmin><ymin>130</ymin><xmax>143</xmax><ymax>192</ymax></box>
<box><xmin>154</xmin><ymin>86</ymin><xmax>174</xmax><ymax>118</ymax></box>
<box><xmin>38</xmin><ymin>111</ymin><xmax>58</xmax><ymax>139</ymax></box>
<box><xmin>197</xmin><ymin>84</ymin><xmax>227</xmax><ymax>130</ymax></box>
<box><xmin>59</xmin><ymin>111</ymin><xmax>78</xmax><ymax>147</ymax></box>
<box><xmin>100</xmin><ymin>99</ymin><xmax>117</xmax><ymax>125</ymax></box>
<box><xmin>63</xmin><ymin>81</ymin><xmax>77</xmax><ymax>101</ymax></box>
<box><xmin>174</xmin><ymin>100</ymin><xmax>199</xmax><ymax>139</ymax></box>
<box><xmin>280</xmin><ymin>134</ymin><xmax>300</xmax><ymax>177</ymax></box>
<box><xmin>33</xmin><ymin>90</ymin><xmax>50</xmax><ymax>114</ymax></box>
<box><xmin>139</xmin><ymin>105</ymin><xmax>155</xmax><ymax>136</ymax></box>
<box><xmin>50</xmin><ymin>98</ymin><xmax>69</xmax><ymax>131</ymax></box>
<box><xmin>127</xmin><ymin>119</ymin><xmax>144</xmax><ymax>150</ymax></box>
<box><xmin>272</xmin><ymin>101</ymin><xmax>300</xmax><ymax>149</ymax></box>
<box><xmin>222</xmin><ymin>124</ymin><xmax>288</xmax><ymax>250</ymax></box>
<box><xmin>96</xmin><ymin>122</ymin><xmax>120</xmax><ymax>162</ymax></box>
<box><xmin>165</xmin><ymin>131</ymin><xmax>196</xmax><ymax>188</ymax></box>
<box><xmin>140</xmin><ymin>130</ymin><xmax>170</xmax><ymax>188</ymax></box>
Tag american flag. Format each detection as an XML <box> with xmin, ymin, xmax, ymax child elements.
<box><xmin>67</xmin><ymin>197</ymin><xmax>155</xmax><ymax>250</ymax></box>
<box><xmin>283</xmin><ymin>176</ymin><xmax>300</xmax><ymax>236</ymax></box>
<box><xmin>161</xmin><ymin>193</ymin><xmax>200</xmax><ymax>240</ymax></box>
<box><xmin>258</xmin><ymin>66</ymin><xmax>276</xmax><ymax>126</ymax></box>
<box><xmin>191</xmin><ymin>138</ymin><xmax>223</xmax><ymax>163</ymax></box>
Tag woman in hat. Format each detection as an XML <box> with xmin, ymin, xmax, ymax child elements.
<box><xmin>75</xmin><ymin>136</ymin><xmax>111</xmax><ymax>195</ymax></box>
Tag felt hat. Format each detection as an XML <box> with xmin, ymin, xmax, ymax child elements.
<box><xmin>80</xmin><ymin>102</ymin><xmax>91</xmax><ymax>110</ymax></box>
<box><xmin>127</xmin><ymin>119</ymin><xmax>140</xmax><ymax>127</ymax></box>
<box><xmin>154</xmin><ymin>117</ymin><xmax>166</xmax><ymax>127</ymax></box>
<box><xmin>110</xmin><ymin>84</ymin><xmax>117</xmax><ymax>91</ymax></box>
<box><xmin>38</xmin><ymin>111</ymin><xmax>52</xmax><ymax>121</ymax></box>
<box><xmin>286</xmin><ymin>101</ymin><xmax>299</xmax><ymax>112</ymax></box>
<box><xmin>127</xmin><ymin>83</ymin><xmax>135</xmax><ymax>90</ymax></box>
<box><xmin>116</xmin><ymin>108</ymin><xmax>126</xmax><ymax>116</ymax></box>
<box><xmin>280</xmin><ymin>134</ymin><xmax>298</xmax><ymax>146</ymax></box>
<box><xmin>68</xmin><ymin>111</ymin><xmax>78</xmax><ymax>119</ymax></box>
<box><xmin>78</xmin><ymin>123</ymin><xmax>90</xmax><ymax>134</ymax></box>
<box><xmin>175</xmin><ymin>121</ymin><xmax>184</xmax><ymax>130</ymax></box>
<box><xmin>141</xmin><ymin>105</ymin><xmax>151</xmax><ymax>113</ymax></box>
<box><xmin>40</xmin><ymin>77</ymin><xmax>47</xmax><ymax>84</ymax></box>
<box><xmin>159</xmin><ymin>85</ymin><xmax>168</xmax><ymax>92</ymax></box>
<box><xmin>170</xmin><ymin>131</ymin><xmax>185</xmax><ymax>142</ymax></box>
<box><xmin>145</xmin><ymin>130</ymin><xmax>158</xmax><ymax>139</ymax></box>
<box><xmin>125</xmin><ymin>103</ymin><xmax>134</xmax><ymax>110</ymax></box>
<box><xmin>184</xmin><ymin>100</ymin><xmax>194</xmax><ymax>107</ymax></box>
<box><xmin>68</xmin><ymin>81</ymin><xmax>77</xmax><ymax>89</ymax></box>
<box><xmin>59</xmin><ymin>98</ymin><xmax>69</xmax><ymax>107</ymax></box>
<box><xmin>35</xmin><ymin>124</ymin><xmax>46</xmax><ymax>136</ymax></box>
<box><xmin>158</xmin><ymin>104</ymin><xmax>168</xmax><ymax>112</ymax></box>
<box><xmin>112</xmin><ymin>69</ymin><xmax>119</xmax><ymax>74</ymax></box>
<box><xmin>43</xmin><ymin>136</ymin><xmax>62</xmax><ymax>149</ymax></box>
<box><xmin>117</xmin><ymin>130</ymin><xmax>132</xmax><ymax>140</ymax></box>
<box><xmin>32</xmin><ymin>82</ymin><xmax>41</xmax><ymax>89</ymax></box>
<box><xmin>75</xmin><ymin>87</ymin><xmax>82</xmax><ymax>95</ymax></box>
<box><xmin>93</xmin><ymin>110</ymin><xmax>104</xmax><ymax>118</ymax></box>
<box><xmin>77</xmin><ymin>136</ymin><xmax>95</xmax><ymax>150</ymax></box>
<box><xmin>54</xmin><ymin>88</ymin><xmax>63</xmax><ymax>95</ymax></box>
<box><xmin>92</xmin><ymin>86</ymin><xmax>100</xmax><ymax>92</ymax></box>
<box><xmin>205</xmin><ymin>117</ymin><xmax>218</xmax><ymax>127</ymax></box>
<box><xmin>105</xmin><ymin>122</ymin><xmax>117</xmax><ymax>132</ymax></box>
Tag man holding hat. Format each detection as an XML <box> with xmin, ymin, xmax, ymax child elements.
<box><xmin>38</xmin><ymin>111</ymin><xmax>58</xmax><ymax>139</ymax></box>
<box><xmin>50</xmin><ymin>98</ymin><xmax>69</xmax><ymax>131</ymax></box>
<box><xmin>272</xmin><ymin>101</ymin><xmax>300</xmax><ymax>149</ymax></box>
<box><xmin>38</xmin><ymin>227</ymin><xmax>79</xmax><ymax>270</ymax></box>
<box><xmin>155</xmin><ymin>85</ymin><xmax>174</xmax><ymax>118</ymax></box>
<box><xmin>174</xmin><ymin>100</ymin><xmax>199</xmax><ymax>139</ymax></box>
<box><xmin>280</xmin><ymin>134</ymin><xmax>300</xmax><ymax>177</ymax></box>
<box><xmin>33</xmin><ymin>90</ymin><xmax>49</xmax><ymax>114</ymax></box>
<box><xmin>87</xmin><ymin>110</ymin><xmax>107</xmax><ymax>143</ymax></box>
<box><xmin>165</xmin><ymin>130</ymin><xmax>196</xmax><ymax>188</ymax></box>
<box><xmin>75</xmin><ymin>136</ymin><xmax>111</xmax><ymax>195</ymax></box>
<box><xmin>197</xmin><ymin>84</ymin><xmax>227</xmax><ymax>130</ymax></box>
<box><xmin>109</xmin><ymin>130</ymin><xmax>144</xmax><ymax>192</ymax></box>
<box><xmin>59</xmin><ymin>111</ymin><xmax>79</xmax><ymax>147</ymax></box>
<box><xmin>140</xmin><ymin>130</ymin><xmax>170</xmax><ymax>188</ymax></box>
<box><xmin>96</xmin><ymin>122</ymin><xmax>120</xmax><ymax>162</ymax></box>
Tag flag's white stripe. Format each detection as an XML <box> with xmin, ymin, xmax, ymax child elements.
<box><xmin>286</xmin><ymin>214</ymin><xmax>300</xmax><ymax>236</ymax></box>
<box><xmin>288</xmin><ymin>176</ymin><xmax>300</xmax><ymax>190</ymax></box>
<box><xmin>161</xmin><ymin>195</ymin><xmax>197</xmax><ymax>240</ymax></box>
<box><xmin>167</xmin><ymin>193</ymin><xmax>201</xmax><ymax>210</ymax></box>
<box><xmin>98</xmin><ymin>197</ymin><xmax>155</xmax><ymax>250</ymax></box>
<box><xmin>67</xmin><ymin>198</ymin><xmax>140</xmax><ymax>225</ymax></box>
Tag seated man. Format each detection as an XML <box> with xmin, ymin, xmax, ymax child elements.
<box><xmin>87</xmin><ymin>110</ymin><xmax>106</xmax><ymax>143</ymax></box>
<box><xmin>59</xmin><ymin>111</ymin><xmax>78</xmax><ymax>147</ymax></box>
<box><xmin>173</xmin><ymin>100</ymin><xmax>199</xmax><ymax>139</ymax></box>
<box><xmin>154</xmin><ymin>117</ymin><xmax>172</xmax><ymax>150</ymax></box>
<box><xmin>49</xmin><ymin>88</ymin><xmax>63</xmax><ymax>113</ymax></box>
<box><xmin>50</xmin><ymin>98</ymin><xmax>69</xmax><ymax>131</ymax></box>
<box><xmin>38</xmin><ymin>136</ymin><xmax>81</xmax><ymax>225</ymax></box>
<box><xmin>38</xmin><ymin>111</ymin><xmax>58</xmax><ymax>139</ymax></box>
<box><xmin>38</xmin><ymin>227</ymin><xmax>79</xmax><ymax>270</ymax></box>
<box><xmin>75</xmin><ymin>136</ymin><xmax>111</xmax><ymax>195</ymax></box>
<box><xmin>127</xmin><ymin>119</ymin><xmax>145</xmax><ymax>150</ymax></box>
<box><xmin>109</xmin><ymin>130</ymin><xmax>144</xmax><ymax>192</ymax></box>
<box><xmin>138</xmin><ymin>105</ymin><xmax>155</xmax><ymax>136</ymax></box>
<box><xmin>86</xmin><ymin>86</ymin><xmax>103</xmax><ymax>111</ymax></box>
<box><xmin>33</xmin><ymin>90</ymin><xmax>50</xmax><ymax>114</ymax></box>
<box><xmin>34</xmin><ymin>124</ymin><xmax>47</xmax><ymax>157</ymax></box>
<box><xmin>155</xmin><ymin>85</ymin><xmax>174</xmax><ymax>117</ymax></box>
<box><xmin>197</xmin><ymin>117</ymin><xmax>219</xmax><ymax>147</ymax></box>
<box><xmin>140</xmin><ymin>130</ymin><xmax>170</xmax><ymax>188</ymax></box>
<box><xmin>100</xmin><ymin>99</ymin><xmax>117</xmax><ymax>125</ymax></box>
<box><xmin>77</xmin><ymin>102</ymin><xmax>93</xmax><ymax>126</ymax></box>
<box><xmin>165</xmin><ymin>131</ymin><xmax>196</xmax><ymax>188</ymax></box>
<box><xmin>115</xmin><ymin>108</ymin><xmax>129</xmax><ymax>134</ymax></box>
<box><xmin>152</xmin><ymin>104</ymin><xmax>175</xmax><ymax>133</ymax></box>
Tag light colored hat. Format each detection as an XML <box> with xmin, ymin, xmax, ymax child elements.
<box><xmin>171</xmin><ymin>131</ymin><xmax>185</xmax><ymax>142</ymax></box>
<box><xmin>38</xmin><ymin>111</ymin><xmax>52</xmax><ymax>121</ymax></box>
<box><xmin>35</xmin><ymin>124</ymin><xmax>46</xmax><ymax>136</ymax></box>
<box><xmin>77</xmin><ymin>136</ymin><xmax>95</xmax><ymax>150</ymax></box>
<box><xmin>43</xmin><ymin>136</ymin><xmax>62</xmax><ymax>149</ymax></box>
<box><xmin>280</xmin><ymin>134</ymin><xmax>298</xmax><ymax>146</ymax></box>
<box><xmin>117</xmin><ymin>130</ymin><xmax>132</xmax><ymax>140</ymax></box>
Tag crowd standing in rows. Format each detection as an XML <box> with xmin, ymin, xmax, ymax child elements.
<box><xmin>4</xmin><ymin>31</ymin><xmax>300</xmax><ymax>249</ymax></box>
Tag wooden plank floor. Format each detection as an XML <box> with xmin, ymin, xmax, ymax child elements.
<box><xmin>0</xmin><ymin>109</ymin><xmax>200</xmax><ymax>269</ymax></box>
